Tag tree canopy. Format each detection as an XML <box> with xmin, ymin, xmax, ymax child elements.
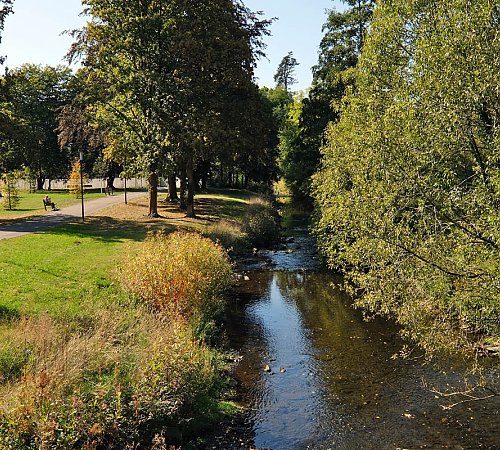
<box><xmin>274</xmin><ymin>51</ymin><xmax>299</xmax><ymax>92</ymax></box>
<box><xmin>73</xmin><ymin>0</ymin><xmax>270</xmax><ymax>216</ymax></box>
<box><xmin>313</xmin><ymin>0</ymin><xmax>500</xmax><ymax>357</ymax></box>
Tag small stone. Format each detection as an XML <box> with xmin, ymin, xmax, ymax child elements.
<box><xmin>279</xmin><ymin>367</ymin><xmax>286</xmax><ymax>373</ymax></box>
<box><xmin>244</xmin><ymin>275</ymin><xmax>250</xmax><ymax>281</ymax></box>
<box><xmin>264</xmin><ymin>364</ymin><xmax>271</xmax><ymax>372</ymax></box>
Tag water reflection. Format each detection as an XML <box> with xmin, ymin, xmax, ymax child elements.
<box><xmin>226</xmin><ymin>270</ymin><xmax>500</xmax><ymax>449</ymax></box>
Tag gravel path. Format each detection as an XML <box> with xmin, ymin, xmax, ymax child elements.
<box><xmin>0</xmin><ymin>191</ymin><xmax>147</xmax><ymax>240</ymax></box>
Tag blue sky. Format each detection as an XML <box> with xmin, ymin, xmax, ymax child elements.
<box><xmin>1</xmin><ymin>0</ymin><xmax>344</xmax><ymax>91</ymax></box>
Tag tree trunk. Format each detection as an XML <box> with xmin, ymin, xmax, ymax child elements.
<box><xmin>107</xmin><ymin>176</ymin><xmax>116</xmax><ymax>190</ymax></box>
<box><xmin>200</xmin><ymin>173</ymin><xmax>208</xmax><ymax>191</ymax></box>
<box><xmin>148</xmin><ymin>169</ymin><xmax>159</xmax><ymax>217</ymax></box>
<box><xmin>186</xmin><ymin>158</ymin><xmax>196</xmax><ymax>218</ymax></box>
<box><xmin>168</xmin><ymin>173</ymin><xmax>178</xmax><ymax>202</ymax></box>
<box><xmin>244</xmin><ymin>173</ymin><xmax>249</xmax><ymax>189</ymax></box>
<box><xmin>48</xmin><ymin>179</ymin><xmax>52</xmax><ymax>190</ymax></box>
<box><xmin>179</xmin><ymin>165</ymin><xmax>187</xmax><ymax>210</ymax></box>
<box><xmin>37</xmin><ymin>177</ymin><xmax>44</xmax><ymax>191</ymax></box>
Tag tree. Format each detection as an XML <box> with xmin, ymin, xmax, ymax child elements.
<box><xmin>277</xmin><ymin>0</ymin><xmax>374</xmax><ymax>199</ymax></box>
<box><xmin>0</xmin><ymin>0</ymin><xmax>13</xmax><ymax>64</ymax></box>
<box><xmin>313</xmin><ymin>0</ymin><xmax>500</xmax><ymax>358</ymax></box>
<box><xmin>3</xmin><ymin>64</ymin><xmax>75</xmax><ymax>189</ymax></box>
<box><xmin>274</xmin><ymin>51</ymin><xmax>299</xmax><ymax>92</ymax></box>
<box><xmin>75</xmin><ymin>0</ymin><xmax>269</xmax><ymax>217</ymax></box>
<box><xmin>0</xmin><ymin>170</ymin><xmax>20</xmax><ymax>210</ymax></box>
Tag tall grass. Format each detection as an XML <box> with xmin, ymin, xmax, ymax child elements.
<box><xmin>0</xmin><ymin>232</ymin><xmax>234</xmax><ymax>448</ymax></box>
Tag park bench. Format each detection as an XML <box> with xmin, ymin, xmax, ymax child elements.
<box><xmin>43</xmin><ymin>197</ymin><xmax>56</xmax><ymax>211</ymax></box>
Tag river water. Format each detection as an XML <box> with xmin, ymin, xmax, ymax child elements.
<box><xmin>225</xmin><ymin>211</ymin><xmax>499</xmax><ymax>450</ymax></box>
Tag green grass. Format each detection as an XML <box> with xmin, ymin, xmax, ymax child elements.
<box><xmin>0</xmin><ymin>217</ymin><xmax>146</xmax><ymax>319</ymax></box>
<box><xmin>0</xmin><ymin>190</ymin><xmax>107</xmax><ymax>221</ymax></box>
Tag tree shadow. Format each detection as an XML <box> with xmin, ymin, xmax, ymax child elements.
<box><xmin>42</xmin><ymin>216</ymin><xmax>176</xmax><ymax>243</ymax></box>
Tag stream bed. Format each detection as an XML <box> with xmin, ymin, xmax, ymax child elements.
<box><xmin>224</xmin><ymin>216</ymin><xmax>499</xmax><ymax>449</ymax></box>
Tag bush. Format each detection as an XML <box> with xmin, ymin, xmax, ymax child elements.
<box><xmin>242</xmin><ymin>197</ymin><xmax>280</xmax><ymax>248</ymax></box>
<box><xmin>0</xmin><ymin>309</ymin><xmax>224</xmax><ymax>448</ymax></box>
<box><xmin>203</xmin><ymin>219</ymin><xmax>248</xmax><ymax>253</ymax></box>
<box><xmin>122</xmin><ymin>231</ymin><xmax>233</xmax><ymax>323</ymax></box>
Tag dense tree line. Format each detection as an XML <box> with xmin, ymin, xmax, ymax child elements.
<box><xmin>278</xmin><ymin>0</ymin><xmax>374</xmax><ymax>199</ymax></box>
<box><xmin>313</xmin><ymin>0</ymin><xmax>500</xmax><ymax>356</ymax></box>
<box><xmin>66</xmin><ymin>0</ymin><xmax>272</xmax><ymax>217</ymax></box>
<box><xmin>1</xmin><ymin>0</ymin><xmax>276</xmax><ymax>217</ymax></box>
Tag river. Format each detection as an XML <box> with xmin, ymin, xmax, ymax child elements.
<box><xmin>224</xmin><ymin>209</ymin><xmax>499</xmax><ymax>450</ymax></box>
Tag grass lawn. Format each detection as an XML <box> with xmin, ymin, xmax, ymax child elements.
<box><xmin>0</xmin><ymin>189</ymin><xmax>108</xmax><ymax>222</ymax></box>
<box><xmin>0</xmin><ymin>188</ymin><xmax>257</xmax><ymax>321</ymax></box>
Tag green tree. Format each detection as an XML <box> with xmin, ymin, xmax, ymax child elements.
<box><xmin>4</xmin><ymin>64</ymin><xmax>75</xmax><ymax>189</ymax></box>
<box><xmin>278</xmin><ymin>0</ymin><xmax>374</xmax><ymax>199</ymax></box>
<box><xmin>75</xmin><ymin>0</ymin><xmax>269</xmax><ymax>217</ymax></box>
<box><xmin>0</xmin><ymin>0</ymin><xmax>13</xmax><ymax>64</ymax></box>
<box><xmin>274</xmin><ymin>51</ymin><xmax>299</xmax><ymax>92</ymax></box>
<box><xmin>313</xmin><ymin>0</ymin><xmax>500</xmax><ymax>358</ymax></box>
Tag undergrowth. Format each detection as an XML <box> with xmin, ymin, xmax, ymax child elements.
<box><xmin>0</xmin><ymin>233</ymin><xmax>234</xmax><ymax>448</ymax></box>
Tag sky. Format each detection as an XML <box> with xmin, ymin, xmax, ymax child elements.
<box><xmin>1</xmin><ymin>0</ymin><xmax>344</xmax><ymax>91</ymax></box>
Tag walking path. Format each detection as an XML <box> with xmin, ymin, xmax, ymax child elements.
<box><xmin>0</xmin><ymin>191</ymin><xmax>147</xmax><ymax>240</ymax></box>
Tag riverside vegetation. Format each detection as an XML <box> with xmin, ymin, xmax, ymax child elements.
<box><xmin>0</xmin><ymin>190</ymin><xmax>279</xmax><ymax>448</ymax></box>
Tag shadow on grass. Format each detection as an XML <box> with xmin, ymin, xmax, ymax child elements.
<box><xmin>0</xmin><ymin>305</ymin><xmax>20</xmax><ymax>322</ymax></box>
<box><xmin>43</xmin><ymin>216</ymin><xmax>177</xmax><ymax>243</ymax></box>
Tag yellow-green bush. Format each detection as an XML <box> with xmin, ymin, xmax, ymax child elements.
<box><xmin>122</xmin><ymin>231</ymin><xmax>233</xmax><ymax>322</ymax></box>
<box><xmin>0</xmin><ymin>308</ymin><xmax>223</xmax><ymax>448</ymax></box>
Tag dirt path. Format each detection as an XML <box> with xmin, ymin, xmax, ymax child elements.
<box><xmin>0</xmin><ymin>191</ymin><xmax>147</xmax><ymax>240</ymax></box>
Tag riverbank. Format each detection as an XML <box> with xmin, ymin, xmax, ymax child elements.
<box><xmin>0</xmin><ymin>189</ymin><xmax>280</xmax><ymax>448</ymax></box>
<box><xmin>220</xmin><ymin>203</ymin><xmax>500</xmax><ymax>450</ymax></box>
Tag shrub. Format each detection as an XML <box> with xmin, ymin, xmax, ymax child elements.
<box><xmin>122</xmin><ymin>231</ymin><xmax>233</xmax><ymax>323</ymax></box>
<box><xmin>0</xmin><ymin>309</ymin><xmax>223</xmax><ymax>448</ymax></box>
<box><xmin>203</xmin><ymin>219</ymin><xmax>248</xmax><ymax>253</ymax></box>
<box><xmin>241</xmin><ymin>197</ymin><xmax>280</xmax><ymax>247</ymax></box>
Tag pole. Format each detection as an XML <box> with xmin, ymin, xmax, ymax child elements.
<box><xmin>80</xmin><ymin>151</ymin><xmax>85</xmax><ymax>223</ymax></box>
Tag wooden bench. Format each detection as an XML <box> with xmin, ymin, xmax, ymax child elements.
<box><xmin>43</xmin><ymin>198</ymin><xmax>56</xmax><ymax>211</ymax></box>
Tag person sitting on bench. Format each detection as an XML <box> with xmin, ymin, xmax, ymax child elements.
<box><xmin>43</xmin><ymin>195</ymin><xmax>57</xmax><ymax>211</ymax></box>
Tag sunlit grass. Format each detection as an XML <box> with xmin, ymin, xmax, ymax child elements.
<box><xmin>0</xmin><ymin>190</ymin><xmax>106</xmax><ymax>221</ymax></box>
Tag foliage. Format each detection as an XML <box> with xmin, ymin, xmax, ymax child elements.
<box><xmin>74</xmin><ymin>0</ymin><xmax>271</xmax><ymax>217</ymax></box>
<box><xmin>0</xmin><ymin>309</ymin><xmax>223</xmax><ymax>448</ymax></box>
<box><xmin>313</xmin><ymin>0</ymin><xmax>500</xmax><ymax>357</ymax></box>
<box><xmin>68</xmin><ymin>159</ymin><xmax>82</xmax><ymax>198</ymax></box>
<box><xmin>2</xmin><ymin>65</ymin><xmax>76</xmax><ymax>187</ymax></box>
<box><xmin>277</xmin><ymin>0</ymin><xmax>375</xmax><ymax>199</ymax></box>
<box><xmin>122</xmin><ymin>232</ymin><xmax>233</xmax><ymax>324</ymax></box>
<box><xmin>242</xmin><ymin>197</ymin><xmax>280</xmax><ymax>248</ymax></box>
<box><xmin>0</xmin><ymin>171</ymin><xmax>20</xmax><ymax>210</ymax></box>
<box><xmin>274</xmin><ymin>51</ymin><xmax>299</xmax><ymax>92</ymax></box>
<box><xmin>0</xmin><ymin>0</ymin><xmax>13</xmax><ymax>64</ymax></box>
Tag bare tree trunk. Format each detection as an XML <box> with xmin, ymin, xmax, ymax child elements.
<box><xmin>179</xmin><ymin>165</ymin><xmax>187</xmax><ymax>210</ymax></box>
<box><xmin>148</xmin><ymin>168</ymin><xmax>159</xmax><ymax>217</ymax></box>
<box><xmin>186</xmin><ymin>157</ymin><xmax>196</xmax><ymax>218</ymax></box>
<box><xmin>168</xmin><ymin>173</ymin><xmax>178</xmax><ymax>202</ymax></box>
<box><xmin>37</xmin><ymin>177</ymin><xmax>44</xmax><ymax>191</ymax></box>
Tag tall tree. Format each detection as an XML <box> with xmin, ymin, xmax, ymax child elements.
<box><xmin>2</xmin><ymin>64</ymin><xmax>75</xmax><ymax>188</ymax></box>
<box><xmin>74</xmin><ymin>0</ymin><xmax>269</xmax><ymax>217</ymax></box>
<box><xmin>274</xmin><ymin>51</ymin><xmax>299</xmax><ymax>92</ymax></box>
<box><xmin>313</xmin><ymin>0</ymin><xmax>500</xmax><ymax>357</ymax></box>
<box><xmin>278</xmin><ymin>0</ymin><xmax>375</xmax><ymax>199</ymax></box>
